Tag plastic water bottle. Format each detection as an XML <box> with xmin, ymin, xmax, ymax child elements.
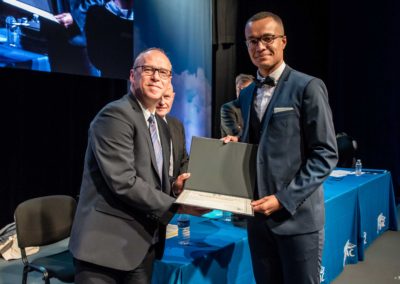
<box><xmin>222</xmin><ymin>211</ymin><xmax>232</xmax><ymax>222</ymax></box>
<box><xmin>6</xmin><ymin>16</ymin><xmax>20</xmax><ymax>47</ymax></box>
<box><xmin>177</xmin><ymin>214</ymin><xmax>190</xmax><ymax>245</ymax></box>
<box><xmin>355</xmin><ymin>159</ymin><xmax>362</xmax><ymax>176</ymax></box>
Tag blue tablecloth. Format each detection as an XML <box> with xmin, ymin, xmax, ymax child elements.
<box><xmin>320</xmin><ymin>169</ymin><xmax>398</xmax><ymax>283</ymax></box>
<box><xmin>153</xmin><ymin>216</ymin><xmax>255</xmax><ymax>284</ymax></box>
<box><xmin>154</xmin><ymin>169</ymin><xmax>398</xmax><ymax>284</ymax></box>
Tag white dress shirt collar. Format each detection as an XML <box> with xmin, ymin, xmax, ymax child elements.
<box><xmin>256</xmin><ymin>62</ymin><xmax>286</xmax><ymax>85</ymax></box>
<box><xmin>136</xmin><ymin>98</ymin><xmax>155</xmax><ymax>125</ymax></box>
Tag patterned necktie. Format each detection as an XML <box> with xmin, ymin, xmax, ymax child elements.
<box><xmin>148</xmin><ymin>115</ymin><xmax>163</xmax><ymax>178</ymax></box>
<box><xmin>254</xmin><ymin>76</ymin><xmax>276</xmax><ymax>88</ymax></box>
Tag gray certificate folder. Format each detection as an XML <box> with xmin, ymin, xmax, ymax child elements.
<box><xmin>175</xmin><ymin>136</ymin><xmax>257</xmax><ymax>215</ymax></box>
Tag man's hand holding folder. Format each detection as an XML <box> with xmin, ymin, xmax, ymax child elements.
<box><xmin>174</xmin><ymin>137</ymin><xmax>257</xmax><ymax>216</ymax></box>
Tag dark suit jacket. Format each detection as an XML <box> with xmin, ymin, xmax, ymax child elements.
<box><xmin>220</xmin><ymin>99</ymin><xmax>243</xmax><ymax>137</ymax></box>
<box><xmin>166</xmin><ymin>116</ymin><xmax>189</xmax><ymax>179</ymax></box>
<box><xmin>69</xmin><ymin>93</ymin><xmax>177</xmax><ymax>271</ymax></box>
<box><xmin>239</xmin><ymin>66</ymin><xmax>338</xmax><ymax>235</ymax></box>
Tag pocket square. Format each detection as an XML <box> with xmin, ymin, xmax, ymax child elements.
<box><xmin>273</xmin><ymin>107</ymin><xmax>294</xmax><ymax>113</ymax></box>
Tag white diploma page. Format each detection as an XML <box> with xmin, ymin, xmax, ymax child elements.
<box><xmin>177</xmin><ymin>190</ymin><xmax>254</xmax><ymax>216</ymax></box>
<box><xmin>175</xmin><ymin>137</ymin><xmax>257</xmax><ymax>216</ymax></box>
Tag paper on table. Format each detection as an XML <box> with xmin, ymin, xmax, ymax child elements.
<box><xmin>330</xmin><ymin>170</ymin><xmax>352</xmax><ymax>177</ymax></box>
<box><xmin>166</xmin><ymin>224</ymin><xmax>178</xmax><ymax>239</ymax></box>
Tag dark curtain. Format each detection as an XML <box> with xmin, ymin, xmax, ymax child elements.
<box><xmin>326</xmin><ymin>0</ymin><xmax>400</xmax><ymax>200</ymax></box>
<box><xmin>212</xmin><ymin>0</ymin><xmax>239</xmax><ymax>138</ymax></box>
<box><xmin>0</xmin><ymin>68</ymin><xmax>126</xmax><ymax>227</ymax></box>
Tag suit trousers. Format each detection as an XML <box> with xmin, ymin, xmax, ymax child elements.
<box><xmin>247</xmin><ymin>215</ymin><xmax>324</xmax><ymax>284</ymax></box>
<box><xmin>74</xmin><ymin>246</ymin><xmax>155</xmax><ymax>284</ymax></box>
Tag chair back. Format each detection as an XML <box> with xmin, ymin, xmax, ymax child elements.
<box><xmin>336</xmin><ymin>132</ymin><xmax>358</xmax><ymax>168</ymax></box>
<box><xmin>15</xmin><ymin>195</ymin><xmax>76</xmax><ymax>248</ymax></box>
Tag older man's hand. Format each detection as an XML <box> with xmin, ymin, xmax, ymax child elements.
<box><xmin>172</xmin><ymin>173</ymin><xmax>190</xmax><ymax>196</ymax></box>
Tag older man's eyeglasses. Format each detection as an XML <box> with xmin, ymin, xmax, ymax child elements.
<box><xmin>134</xmin><ymin>65</ymin><xmax>172</xmax><ymax>79</ymax></box>
<box><xmin>245</xmin><ymin>34</ymin><xmax>285</xmax><ymax>49</ymax></box>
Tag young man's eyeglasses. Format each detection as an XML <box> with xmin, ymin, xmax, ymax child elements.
<box><xmin>245</xmin><ymin>34</ymin><xmax>285</xmax><ymax>49</ymax></box>
<box><xmin>134</xmin><ymin>65</ymin><xmax>172</xmax><ymax>79</ymax></box>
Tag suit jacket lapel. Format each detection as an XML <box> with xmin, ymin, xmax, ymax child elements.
<box><xmin>260</xmin><ymin>66</ymin><xmax>292</xmax><ymax>131</ymax></box>
<box><xmin>240</xmin><ymin>83</ymin><xmax>257</xmax><ymax>142</ymax></box>
<box><xmin>157</xmin><ymin>114</ymin><xmax>171</xmax><ymax>193</ymax></box>
<box><xmin>166</xmin><ymin>116</ymin><xmax>179</xmax><ymax>177</ymax></box>
<box><xmin>128</xmin><ymin>94</ymin><xmax>161</xmax><ymax>183</ymax></box>
<box><xmin>231</xmin><ymin>102</ymin><xmax>244</xmax><ymax>133</ymax></box>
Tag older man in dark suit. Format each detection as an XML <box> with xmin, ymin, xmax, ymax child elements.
<box><xmin>224</xmin><ymin>12</ymin><xmax>338</xmax><ymax>284</ymax></box>
<box><xmin>156</xmin><ymin>84</ymin><xmax>189</xmax><ymax>184</ymax></box>
<box><xmin>220</xmin><ymin>74</ymin><xmax>254</xmax><ymax>137</ymax></box>
<box><xmin>69</xmin><ymin>48</ymin><xmax>206</xmax><ymax>284</ymax></box>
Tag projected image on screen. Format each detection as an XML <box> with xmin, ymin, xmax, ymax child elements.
<box><xmin>135</xmin><ymin>0</ymin><xmax>212</xmax><ymax>149</ymax></box>
<box><xmin>17</xmin><ymin>0</ymin><xmax>52</xmax><ymax>14</ymax></box>
<box><xmin>0</xmin><ymin>0</ymin><xmax>133</xmax><ymax>79</ymax></box>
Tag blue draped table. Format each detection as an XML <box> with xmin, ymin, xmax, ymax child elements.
<box><xmin>153</xmin><ymin>169</ymin><xmax>398</xmax><ymax>284</ymax></box>
<box><xmin>321</xmin><ymin>169</ymin><xmax>398</xmax><ymax>283</ymax></box>
<box><xmin>152</xmin><ymin>215</ymin><xmax>255</xmax><ymax>284</ymax></box>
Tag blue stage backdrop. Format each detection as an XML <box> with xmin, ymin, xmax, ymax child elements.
<box><xmin>134</xmin><ymin>0</ymin><xmax>212</xmax><ymax>150</ymax></box>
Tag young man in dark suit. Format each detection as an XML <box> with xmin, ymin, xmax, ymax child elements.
<box><xmin>69</xmin><ymin>48</ymin><xmax>207</xmax><ymax>284</ymax></box>
<box><xmin>223</xmin><ymin>12</ymin><xmax>338</xmax><ymax>284</ymax></box>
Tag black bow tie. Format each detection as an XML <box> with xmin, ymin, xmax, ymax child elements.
<box><xmin>255</xmin><ymin>76</ymin><xmax>276</xmax><ymax>88</ymax></box>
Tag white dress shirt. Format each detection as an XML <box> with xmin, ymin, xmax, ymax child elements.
<box><xmin>254</xmin><ymin>62</ymin><xmax>286</xmax><ymax>121</ymax></box>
